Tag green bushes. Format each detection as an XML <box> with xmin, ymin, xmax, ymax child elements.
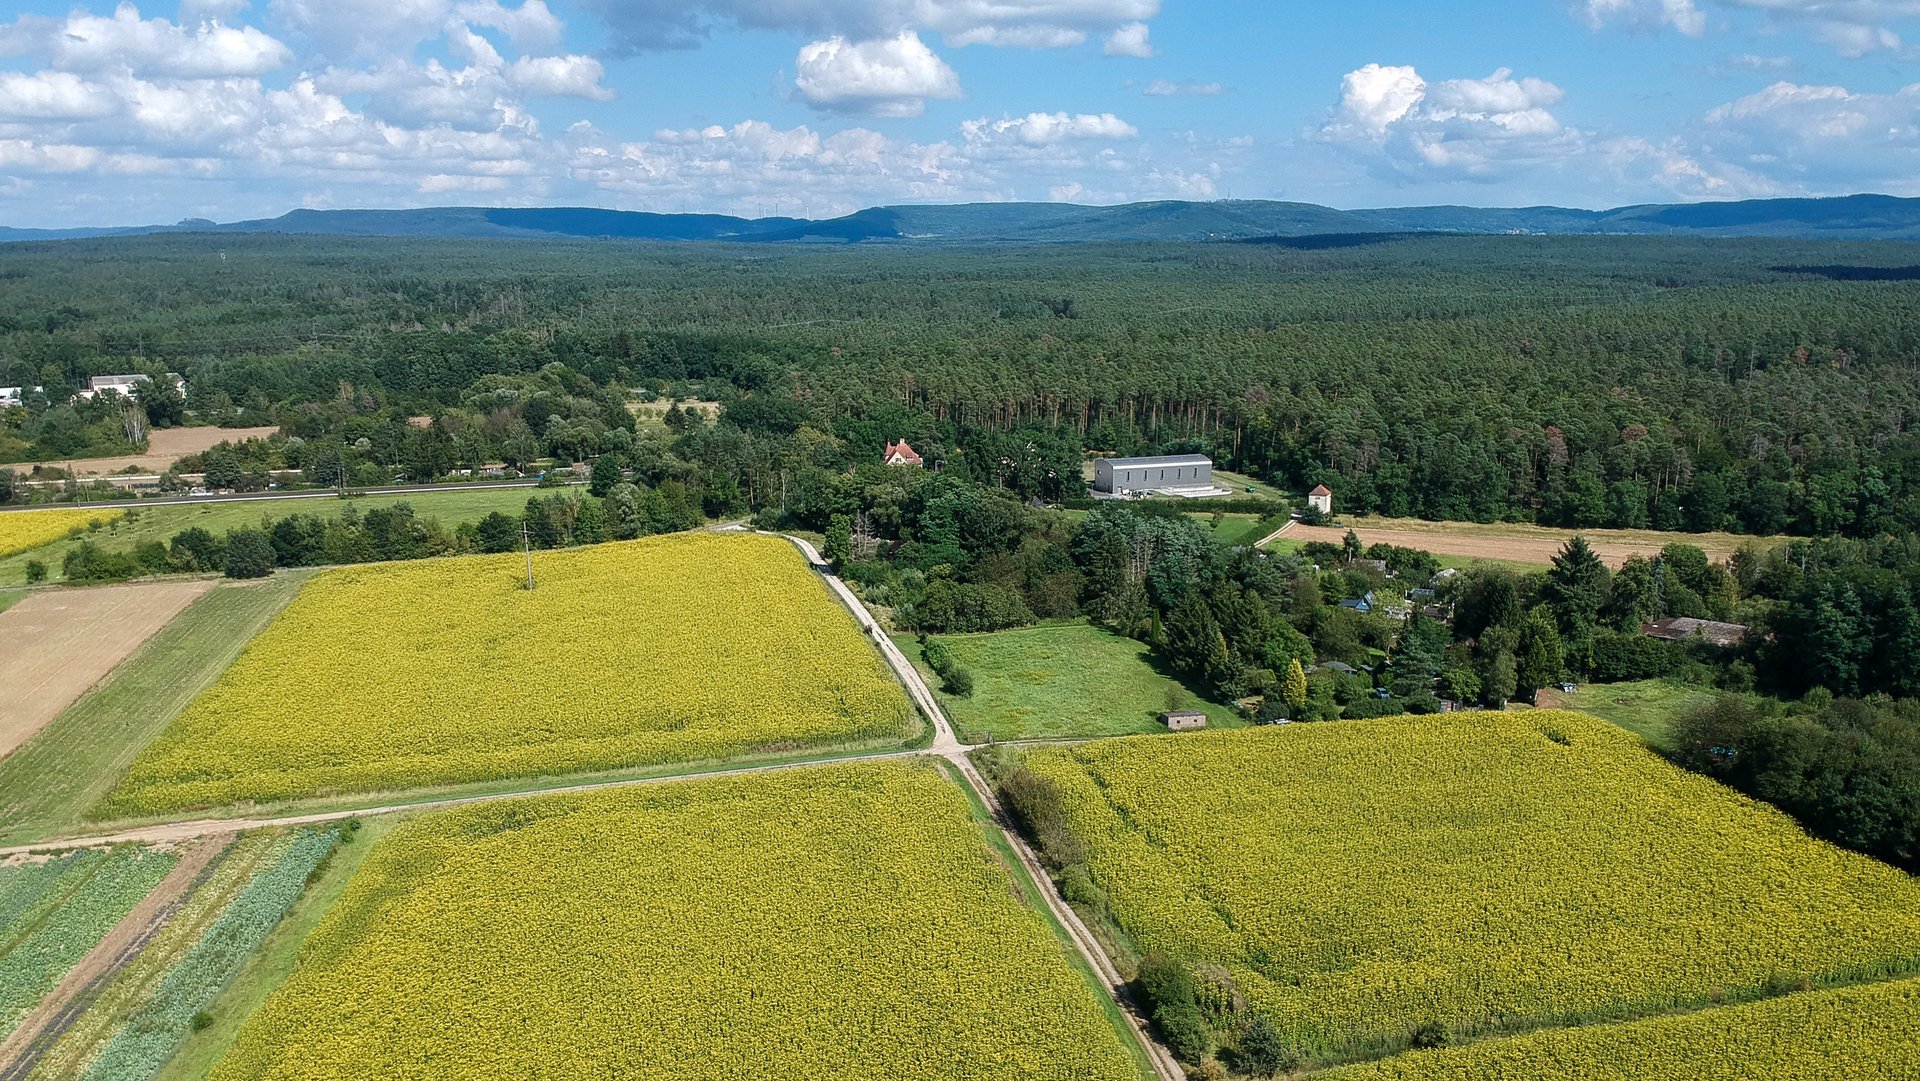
<box><xmin>918</xmin><ymin>634</ymin><xmax>974</xmax><ymax>696</ymax></box>
<box><xmin>1136</xmin><ymin>953</ymin><xmax>1211</xmax><ymax>1063</ymax></box>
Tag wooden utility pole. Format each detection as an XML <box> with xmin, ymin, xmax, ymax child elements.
<box><xmin>521</xmin><ymin>523</ymin><xmax>535</xmax><ymax>590</ymax></box>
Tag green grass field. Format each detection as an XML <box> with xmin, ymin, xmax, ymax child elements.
<box><xmin>1540</xmin><ymin>679</ymin><xmax>1727</xmax><ymax>752</ymax></box>
<box><xmin>897</xmin><ymin>621</ymin><xmax>1241</xmax><ymax>742</ymax></box>
<box><xmin>1265</xmin><ymin>533</ymin><xmax>1548</xmax><ymax>573</ymax></box>
<box><xmin>1199</xmin><ymin>512</ymin><xmax>1285</xmax><ymax>547</ymax></box>
<box><xmin>0</xmin><ymin>572</ymin><xmax>309</xmax><ymax>845</ymax></box>
<box><xmin>0</xmin><ymin>488</ymin><xmax>542</xmax><ymax>585</ymax></box>
<box><xmin>1211</xmin><ymin>469</ymin><xmax>1290</xmax><ymax>500</ymax></box>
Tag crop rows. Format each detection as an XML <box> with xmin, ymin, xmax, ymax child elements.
<box><xmin>1021</xmin><ymin>712</ymin><xmax>1920</xmax><ymax>1062</ymax></box>
<box><xmin>1319</xmin><ymin>976</ymin><xmax>1920</xmax><ymax>1080</ymax></box>
<box><xmin>0</xmin><ymin>847</ymin><xmax>178</xmax><ymax>1038</ymax></box>
<box><xmin>103</xmin><ymin>533</ymin><xmax>915</xmax><ymax>815</ymax></box>
<box><xmin>212</xmin><ymin>762</ymin><xmax>1144</xmax><ymax>1081</ymax></box>
<box><xmin>29</xmin><ymin>830</ymin><xmax>339</xmax><ymax>1081</ymax></box>
<box><xmin>0</xmin><ymin>509</ymin><xmax>102</xmax><ymax>560</ymax></box>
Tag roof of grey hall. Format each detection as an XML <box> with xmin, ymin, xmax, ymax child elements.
<box><xmin>1097</xmin><ymin>454</ymin><xmax>1213</xmax><ymax>468</ymax></box>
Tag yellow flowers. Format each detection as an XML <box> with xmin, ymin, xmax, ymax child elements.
<box><xmin>0</xmin><ymin>508</ymin><xmax>102</xmax><ymax>559</ymax></box>
<box><xmin>1022</xmin><ymin>712</ymin><xmax>1920</xmax><ymax>1062</ymax></box>
<box><xmin>104</xmin><ymin>534</ymin><xmax>915</xmax><ymax>814</ymax></box>
<box><xmin>210</xmin><ymin>762</ymin><xmax>1145</xmax><ymax>1081</ymax></box>
<box><xmin>1319</xmin><ymin>976</ymin><xmax>1920</xmax><ymax>1080</ymax></box>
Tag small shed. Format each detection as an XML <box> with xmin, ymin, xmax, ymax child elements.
<box><xmin>1307</xmin><ymin>484</ymin><xmax>1333</xmax><ymax>515</ymax></box>
<box><xmin>1159</xmin><ymin>709</ymin><xmax>1208</xmax><ymax>732</ymax></box>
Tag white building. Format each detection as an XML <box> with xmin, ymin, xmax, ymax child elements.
<box><xmin>1093</xmin><ymin>454</ymin><xmax>1227</xmax><ymax>498</ymax></box>
<box><xmin>0</xmin><ymin>386</ymin><xmax>42</xmax><ymax>407</ymax></box>
<box><xmin>75</xmin><ymin>373</ymin><xmax>185</xmax><ymax>402</ymax></box>
<box><xmin>1308</xmin><ymin>484</ymin><xmax>1333</xmax><ymax>515</ymax></box>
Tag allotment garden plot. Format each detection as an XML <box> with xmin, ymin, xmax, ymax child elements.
<box><xmin>1019</xmin><ymin>712</ymin><xmax>1920</xmax><ymax>1064</ymax></box>
<box><xmin>1320</xmin><ymin>976</ymin><xmax>1920</xmax><ymax>1081</ymax></box>
<box><xmin>210</xmin><ymin>762</ymin><xmax>1146</xmax><ymax>1081</ymax></box>
<box><xmin>104</xmin><ymin>533</ymin><xmax>914</xmax><ymax>815</ymax></box>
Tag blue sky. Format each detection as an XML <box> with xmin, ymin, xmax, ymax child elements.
<box><xmin>0</xmin><ymin>0</ymin><xmax>1917</xmax><ymax>226</ymax></box>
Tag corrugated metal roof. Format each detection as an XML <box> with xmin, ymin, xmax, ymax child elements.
<box><xmin>1097</xmin><ymin>455</ymin><xmax>1213</xmax><ymax>468</ymax></box>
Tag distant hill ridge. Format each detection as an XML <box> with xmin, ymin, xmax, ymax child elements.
<box><xmin>4</xmin><ymin>194</ymin><xmax>1919</xmax><ymax>244</ymax></box>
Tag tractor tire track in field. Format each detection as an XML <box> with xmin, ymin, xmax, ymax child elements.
<box><xmin>0</xmin><ymin>833</ymin><xmax>233</xmax><ymax>1079</ymax></box>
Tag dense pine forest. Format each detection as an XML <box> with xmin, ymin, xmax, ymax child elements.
<box><xmin>3</xmin><ymin>232</ymin><xmax>1920</xmax><ymax>536</ymax></box>
<box><xmin>4</xmin><ymin>229</ymin><xmax>1918</xmax><ymax>869</ymax></box>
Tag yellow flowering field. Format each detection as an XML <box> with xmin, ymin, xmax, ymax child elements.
<box><xmin>1318</xmin><ymin>976</ymin><xmax>1920</xmax><ymax>1080</ymax></box>
<box><xmin>0</xmin><ymin>508</ymin><xmax>103</xmax><ymax>559</ymax></box>
<box><xmin>104</xmin><ymin>533</ymin><xmax>914</xmax><ymax>814</ymax></box>
<box><xmin>1021</xmin><ymin>711</ymin><xmax>1920</xmax><ymax>1062</ymax></box>
<box><xmin>210</xmin><ymin>762</ymin><xmax>1147</xmax><ymax>1081</ymax></box>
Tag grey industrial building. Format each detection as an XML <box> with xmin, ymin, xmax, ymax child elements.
<box><xmin>1093</xmin><ymin>454</ymin><xmax>1218</xmax><ymax>497</ymax></box>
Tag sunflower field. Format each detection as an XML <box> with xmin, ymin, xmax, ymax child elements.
<box><xmin>1318</xmin><ymin>976</ymin><xmax>1920</xmax><ymax>1080</ymax></box>
<box><xmin>209</xmin><ymin>762</ymin><xmax>1147</xmax><ymax>1081</ymax></box>
<box><xmin>102</xmin><ymin>533</ymin><xmax>916</xmax><ymax>814</ymax></box>
<box><xmin>1020</xmin><ymin>712</ymin><xmax>1920</xmax><ymax>1063</ymax></box>
<box><xmin>0</xmin><ymin>508</ymin><xmax>103</xmax><ymax>560</ymax></box>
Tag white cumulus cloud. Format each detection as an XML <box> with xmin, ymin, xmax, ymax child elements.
<box><xmin>509</xmin><ymin>55</ymin><xmax>616</xmax><ymax>100</ymax></box>
<box><xmin>794</xmin><ymin>32</ymin><xmax>962</xmax><ymax>117</ymax></box>
<box><xmin>962</xmin><ymin>111</ymin><xmax>1138</xmax><ymax>146</ymax></box>
<box><xmin>0</xmin><ymin>4</ymin><xmax>293</xmax><ymax>78</ymax></box>
<box><xmin>1321</xmin><ymin>63</ymin><xmax>1579</xmax><ymax>178</ymax></box>
<box><xmin>1580</xmin><ymin>0</ymin><xmax>1920</xmax><ymax>55</ymax></box>
<box><xmin>1103</xmin><ymin>21</ymin><xmax>1153</xmax><ymax>56</ymax></box>
<box><xmin>0</xmin><ymin>70</ymin><xmax>122</xmax><ymax>120</ymax></box>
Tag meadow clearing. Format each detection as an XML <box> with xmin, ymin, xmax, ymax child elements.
<box><xmin>210</xmin><ymin>763</ymin><xmax>1147</xmax><ymax>1081</ymax></box>
<box><xmin>1019</xmin><ymin>712</ymin><xmax>1920</xmax><ymax>1064</ymax></box>
<box><xmin>898</xmin><ymin>622</ymin><xmax>1239</xmax><ymax>742</ymax></box>
<box><xmin>1319</xmin><ymin>976</ymin><xmax>1920</xmax><ymax>1081</ymax></box>
<box><xmin>102</xmin><ymin>533</ymin><xmax>915</xmax><ymax>815</ymax></box>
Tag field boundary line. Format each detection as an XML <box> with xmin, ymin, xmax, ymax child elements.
<box><xmin>0</xmin><ymin>749</ymin><xmax>931</xmax><ymax>858</ymax></box>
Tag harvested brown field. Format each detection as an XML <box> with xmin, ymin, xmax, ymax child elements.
<box><xmin>35</xmin><ymin>426</ymin><xmax>281</xmax><ymax>477</ymax></box>
<box><xmin>1279</xmin><ymin>517</ymin><xmax>1782</xmax><ymax>569</ymax></box>
<box><xmin>0</xmin><ymin>580</ymin><xmax>215</xmax><ymax>759</ymax></box>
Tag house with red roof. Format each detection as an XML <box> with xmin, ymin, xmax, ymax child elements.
<box><xmin>884</xmin><ymin>439</ymin><xmax>924</xmax><ymax>467</ymax></box>
<box><xmin>1308</xmin><ymin>484</ymin><xmax>1333</xmax><ymax>515</ymax></box>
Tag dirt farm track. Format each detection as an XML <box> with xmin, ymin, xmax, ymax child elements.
<box><xmin>0</xmin><ymin>579</ymin><xmax>214</xmax><ymax>759</ymax></box>
<box><xmin>1278</xmin><ymin>517</ymin><xmax>1782</xmax><ymax>569</ymax></box>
